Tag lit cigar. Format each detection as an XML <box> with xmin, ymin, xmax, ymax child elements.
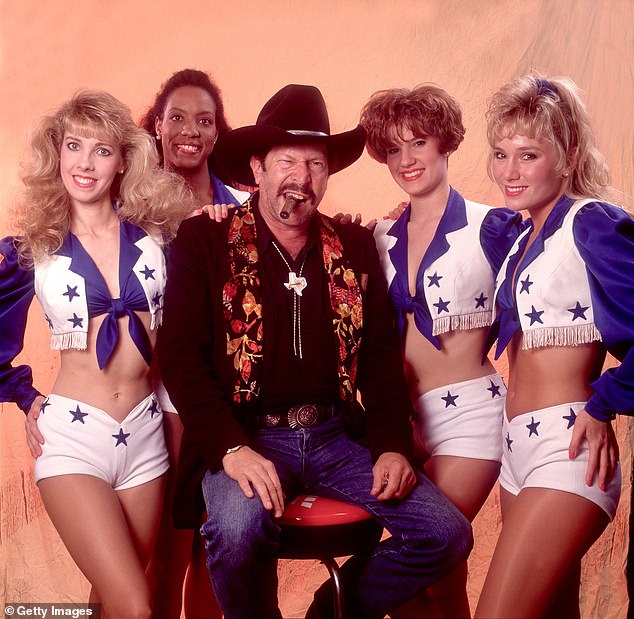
<box><xmin>280</xmin><ymin>194</ymin><xmax>306</xmax><ymax>219</ymax></box>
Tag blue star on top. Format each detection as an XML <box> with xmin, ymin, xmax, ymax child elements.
<box><xmin>487</xmin><ymin>380</ymin><xmax>502</xmax><ymax>398</ymax></box>
<box><xmin>149</xmin><ymin>399</ymin><xmax>160</xmax><ymax>418</ymax></box>
<box><xmin>427</xmin><ymin>272</ymin><xmax>443</xmax><ymax>287</ymax></box>
<box><xmin>568</xmin><ymin>301</ymin><xmax>589</xmax><ymax>321</ymax></box>
<box><xmin>519</xmin><ymin>275</ymin><xmax>534</xmax><ymax>294</ymax></box>
<box><xmin>526</xmin><ymin>416</ymin><xmax>540</xmax><ymax>437</ymax></box>
<box><xmin>68</xmin><ymin>313</ymin><xmax>84</xmax><ymax>328</ymax></box>
<box><xmin>563</xmin><ymin>408</ymin><xmax>577</xmax><ymax>429</ymax></box>
<box><xmin>69</xmin><ymin>405</ymin><xmax>88</xmax><ymax>424</ymax></box>
<box><xmin>40</xmin><ymin>399</ymin><xmax>51</xmax><ymax>414</ymax></box>
<box><xmin>506</xmin><ymin>432</ymin><xmax>513</xmax><ymax>452</ymax></box>
<box><xmin>63</xmin><ymin>285</ymin><xmax>80</xmax><ymax>302</ymax></box>
<box><xmin>474</xmin><ymin>293</ymin><xmax>488</xmax><ymax>309</ymax></box>
<box><xmin>525</xmin><ymin>305</ymin><xmax>544</xmax><ymax>325</ymax></box>
<box><xmin>112</xmin><ymin>428</ymin><xmax>131</xmax><ymax>446</ymax></box>
<box><xmin>152</xmin><ymin>292</ymin><xmax>162</xmax><ymax>307</ymax></box>
<box><xmin>441</xmin><ymin>391</ymin><xmax>459</xmax><ymax>408</ymax></box>
<box><xmin>433</xmin><ymin>297</ymin><xmax>451</xmax><ymax>314</ymax></box>
<box><xmin>140</xmin><ymin>265</ymin><xmax>156</xmax><ymax>280</ymax></box>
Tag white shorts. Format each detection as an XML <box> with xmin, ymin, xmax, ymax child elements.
<box><xmin>152</xmin><ymin>378</ymin><xmax>177</xmax><ymax>414</ymax></box>
<box><xmin>34</xmin><ymin>393</ymin><xmax>169</xmax><ymax>490</ymax></box>
<box><xmin>499</xmin><ymin>402</ymin><xmax>621</xmax><ymax>519</ymax></box>
<box><xmin>412</xmin><ymin>373</ymin><xmax>506</xmax><ymax>461</ymax></box>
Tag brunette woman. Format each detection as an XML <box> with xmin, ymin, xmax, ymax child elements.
<box><xmin>140</xmin><ymin>69</ymin><xmax>248</xmax><ymax>619</ymax></box>
<box><xmin>360</xmin><ymin>85</ymin><xmax>522</xmax><ymax>617</ymax></box>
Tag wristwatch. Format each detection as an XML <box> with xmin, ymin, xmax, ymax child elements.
<box><xmin>225</xmin><ymin>444</ymin><xmax>244</xmax><ymax>455</ymax></box>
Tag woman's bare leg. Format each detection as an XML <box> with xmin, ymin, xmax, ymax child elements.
<box><xmin>544</xmin><ymin>562</ymin><xmax>582</xmax><ymax>619</ymax></box>
<box><xmin>39</xmin><ymin>473</ymin><xmax>164</xmax><ymax>619</ymax></box>
<box><xmin>149</xmin><ymin>412</ymin><xmax>221</xmax><ymax>619</ymax></box>
<box><xmin>392</xmin><ymin>456</ymin><xmax>500</xmax><ymax>618</ymax></box>
<box><xmin>149</xmin><ymin>413</ymin><xmax>192</xmax><ymax>618</ymax></box>
<box><xmin>475</xmin><ymin>487</ymin><xmax>609</xmax><ymax>619</ymax></box>
<box><xmin>425</xmin><ymin>455</ymin><xmax>501</xmax><ymax>521</ymax></box>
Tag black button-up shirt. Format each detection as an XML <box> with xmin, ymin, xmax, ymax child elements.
<box><xmin>255</xmin><ymin>208</ymin><xmax>340</xmax><ymax>415</ymax></box>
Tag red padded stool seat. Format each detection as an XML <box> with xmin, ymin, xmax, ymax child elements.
<box><xmin>278</xmin><ymin>495</ymin><xmax>382</xmax><ymax>618</ymax></box>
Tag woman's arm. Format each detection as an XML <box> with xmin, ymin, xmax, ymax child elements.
<box><xmin>0</xmin><ymin>237</ymin><xmax>42</xmax><ymax>414</ymax></box>
<box><xmin>569</xmin><ymin>202</ymin><xmax>634</xmax><ymax>486</ymax></box>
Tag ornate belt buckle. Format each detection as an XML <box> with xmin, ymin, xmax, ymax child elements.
<box><xmin>288</xmin><ymin>404</ymin><xmax>320</xmax><ymax>429</ymax></box>
<box><xmin>262</xmin><ymin>413</ymin><xmax>282</xmax><ymax>427</ymax></box>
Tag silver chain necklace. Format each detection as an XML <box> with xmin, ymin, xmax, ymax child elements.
<box><xmin>271</xmin><ymin>241</ymin><xmax>308</xmax><ymax>358</ymax></box>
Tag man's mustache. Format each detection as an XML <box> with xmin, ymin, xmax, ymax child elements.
<box><xmin>277</xmin><ymin>183</ymin><xmax>316</xmax><ymax>202</ymax></box>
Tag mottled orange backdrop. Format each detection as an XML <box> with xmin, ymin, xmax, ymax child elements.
<box><xmin>1</xmin><ymin>1</ymin><xmax>632</xmax><ymax>617</ymax></box>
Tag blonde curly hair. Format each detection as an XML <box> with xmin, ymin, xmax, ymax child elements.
<box><xmin>485</xmin><ymin>73</ymin><xmax>611</xmax><ymax>201</ymax></box>
<box><xmin>15</xmin><ymin>90</ymin><xmax>194</xmax><ymax>266</ymax></box>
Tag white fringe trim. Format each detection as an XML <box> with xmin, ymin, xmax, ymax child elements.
<box><xmin>432</xmin><ymin>311</ymin><xmax>493</xmax><ymax>336</ymax></box>
<box><xmin>522</xmin><ymin>324</ymin><xmax>602</xmax><ymax>349</ymax></box>
<box><xmin>50</xmin><ymin>332</ymin><xmax>87</xmax><ymax>351</ymax></box>
<box><xmin>151</xmin><ymin>309</ymin><xmax>162</xmax><ymax>330</ymax></box>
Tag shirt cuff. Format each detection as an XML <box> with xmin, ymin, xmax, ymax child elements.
<box><xmin>585</xmin><ymin>393</ymin><xmax>616</xmax><ymax>422</ymax></box>
<box><xmin>16</xmin><ymin>388</ymin><xmax>43</xmax><ymax>416</ymax></box>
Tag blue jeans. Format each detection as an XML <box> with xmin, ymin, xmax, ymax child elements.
<box><xmin>200</xmin><ymin>416</ymin><xmax>472</xmax><ymax>618</ymax></box>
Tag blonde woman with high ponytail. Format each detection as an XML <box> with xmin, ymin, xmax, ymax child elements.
<box><xmin>476</xmin><ymin>74</ymin><xmax>632</xmax><ymax>618</ymax></box>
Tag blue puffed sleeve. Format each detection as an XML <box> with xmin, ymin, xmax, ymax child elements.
<box><xmin>573</xmin><ymin>202</ymin><xmax>634</xmax><ymax>421</ymax></box>
<box><xmin>480</xmin><ymin>207</ymin><xmax>525</xmax><ymax>276</ymax></box>
<box><xmin>209</xmin><ymin>173</ymin><xmax>250</xmax><ymax>207</ymax></box>
<box><xmin>0</xmin><ymin>236</ymin><xmax>41</xmax><ymax>414</ymax></box>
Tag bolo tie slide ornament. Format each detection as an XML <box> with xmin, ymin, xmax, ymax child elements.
<box><xmin>284</xmin><ymin>272</ymin><xmax>307</xmax><ymax>296</ymax></box>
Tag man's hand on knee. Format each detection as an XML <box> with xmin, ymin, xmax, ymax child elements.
<box><xmin>371</xmin><ymin>451</ymin><xmax>417</xmax><ymax>500</ymax></box>
<box><xmin>223</xmin><ymin>446</ymin><xmax>285</xmax><ymax>517</ymax></box>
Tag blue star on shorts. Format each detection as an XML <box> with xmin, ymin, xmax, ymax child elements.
<box><xmin>112</xmin><ymin>428</ymin><xmax>131</xmax><ymax>446</ymax></box>
<box><xmin>69</xmin><ymin>405</ymin><xmax>88</xmax><ymax>424</ymax></box>
<box><xmin>441</xmin><ymin>391</ymin><xmax>459</xmax><ymax>408</ymax></box>
<box><xmin>526</xmin><ymin>416</ymin><xmax>541</xmax><ymax>437</ymax></box>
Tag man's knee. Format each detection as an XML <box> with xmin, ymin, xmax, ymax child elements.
<box><xmin>438</xmin><ymin>508</ymin><xmax>473</xmax><ymax>567</ymax></box>
<box><xmin>201</xmin><ymin>496</ymin><xmax>278</xmax><ymax>562</ymax></box>
<box><xmin>406</xmin><ymin>480</ymin><xmax>474</xmax><ymax>567</ymax></box>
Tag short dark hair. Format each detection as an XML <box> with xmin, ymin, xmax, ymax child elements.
<box><xmin>360</xmin><ymin>84</ymin><xmax>465</xmax><ymax>163</ymax></box>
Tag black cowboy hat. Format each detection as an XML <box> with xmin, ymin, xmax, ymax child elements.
<box><xmin>215</xmin><ymin>84</ymin><xmax>366</xmax><ymax>186</ymax></box>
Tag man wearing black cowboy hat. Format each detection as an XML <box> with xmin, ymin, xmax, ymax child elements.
<box><xmin>158</xmin><ymin>84</ymin><xmax>472</xmax><ymax>618</ymax></box>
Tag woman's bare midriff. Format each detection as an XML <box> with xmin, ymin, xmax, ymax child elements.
<box><xmin>51</xmin><ymin>313</ymin><xmax>156</xmax><ymax>423</ymax></box>
<box><xmin>504</xmin><ymin>335</ymin><xmax>605</xmax><ymax>421</ymax></box>
<box><xmin>403</xmin><ymin>315</ymin><xmax>495</xmax><ymax>400</ymax></box>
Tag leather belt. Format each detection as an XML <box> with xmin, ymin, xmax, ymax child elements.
<box><xmin>255</xmin><ymin>404</ymin><xmax>337</xmax><ymax>429</ymax></box>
